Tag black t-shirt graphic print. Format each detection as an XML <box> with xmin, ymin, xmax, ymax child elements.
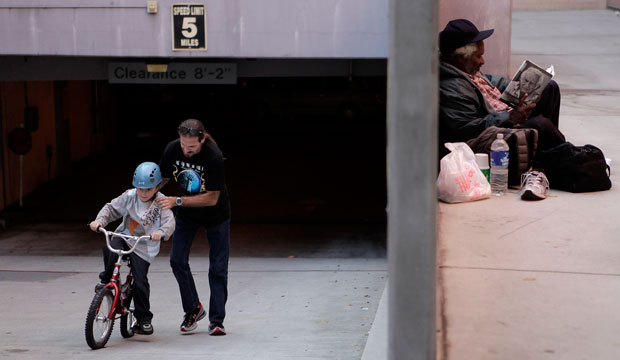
<box><xmin>160</xmin><ymin>138</ymin><xmax>230</xmax><ymax>226</ymax></box>
<box><xmin>174</xmin><ymin>161</ymin><xmax>207</xmax><ymax>195</ymax></box>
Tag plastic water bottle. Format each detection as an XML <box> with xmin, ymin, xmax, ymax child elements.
<box><xmin>490</xmin><ymin>133</ymin><xmax>509</xmax><ymax>196</ymax></box>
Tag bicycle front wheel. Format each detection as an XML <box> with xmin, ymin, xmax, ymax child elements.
<box><xmin>85</xmin><ymin>288</ymin><xmax>115</xmax><ymax>349</ymax></box>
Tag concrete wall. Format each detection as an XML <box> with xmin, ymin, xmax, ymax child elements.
<box><xmin>514</xmin><ymin>0</ymin><xmax>606</xmax><ymax>10</ymax></box>
<box><xmin>439</xmin><ymin>0</ymin><xmax>512</xmax><ymax>78</ymax></box>
<box><xmin>0</xmin><ymin>0</ymin><xmax>388</xmax><ymax>59</ymax></box>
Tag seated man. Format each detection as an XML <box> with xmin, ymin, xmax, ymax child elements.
<box><xmin>438</xmin><ymin>19</ymin><xmax>566</xmax><ymax>159</ymax></box>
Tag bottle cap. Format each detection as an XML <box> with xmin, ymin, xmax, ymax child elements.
<box><xmin>475</xmin><ymin>153</ymin><xmax>489</xmax><ymax>169</ymax></box>
<box><xmin>497</xmin><ymin>133</ymin><xmax>504</xmax><ymax>139</ymax></box>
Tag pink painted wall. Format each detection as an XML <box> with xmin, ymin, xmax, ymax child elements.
<box><xmin>609</xmin><ymin>0</ymin><xmax>620</xmax><ymax>8</ymax></box>
<box><xmin>515</xmin><ymin>0</ymin><xmax>605</xmax><ymax>10</ymax></box>
<box><xmin>439</xmin><ymin>0</ymin><xmax>512</xmax><ymax>78</ymax></box>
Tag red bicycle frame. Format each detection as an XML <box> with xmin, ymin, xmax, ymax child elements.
<box><xmin>97</xmin><ymin>227</ymin><xmax>149</xmax><ymax>321</ymax></box>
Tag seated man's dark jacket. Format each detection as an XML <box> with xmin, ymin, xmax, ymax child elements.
<box><xmin>439</xmin><ymin>61</ymin><xmax>514</xmax><ymax>156</ymax></box>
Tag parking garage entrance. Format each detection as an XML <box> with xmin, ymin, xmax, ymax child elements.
<box><xmin>103</xmin><ymin>76</ymin><xmax>387</xmax><ymax>225</ymax></box>
<box><xmin>1</xmin><ymin>73</ymin><xmax>387</xmax><ymax>255</ymax></box>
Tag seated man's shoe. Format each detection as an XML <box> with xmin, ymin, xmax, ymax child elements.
<box><xmin>132</xmin><ymin>321</ymin><xmax>154</xmax><ymax>335</ymax></box>
<box><xmin>520</xmin><ymin>170</ymin><xmax>549</xmax><ymax>200</ymax></box>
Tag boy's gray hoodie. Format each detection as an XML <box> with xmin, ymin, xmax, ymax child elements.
<box><xmin>95</xmin><ymin>189</ymin><xmax>175</xmax><ymax>263</ymax></box>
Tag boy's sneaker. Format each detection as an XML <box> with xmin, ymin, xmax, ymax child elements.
<box><xmin>180</xmin><ymin>302</ymin><xmax>206</xmax><ymax>332</ymax></box>
<box><xmin>132</xmin><ymin>321</ymin><xmax>154</xmax><ymax>335</ymax></box>
<box><xmin>208</xmin><ymin>322</ymin><xmax>226</xmax><ymax>336</ymax></box>
<box><xmin>94</xmin><ymin>281</ymin><xmax>106</xmax><ymax>292</ymax></box>
<box><xmin>520</xmin><ymin>170</ymin><xmax>549</xmax><ymax>201</ymax></box>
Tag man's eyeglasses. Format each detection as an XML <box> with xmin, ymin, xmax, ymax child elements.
<box><xmin>178</xmin><ymin>126</ymin><xmax>204</xmax><ymax>137</ymax></box>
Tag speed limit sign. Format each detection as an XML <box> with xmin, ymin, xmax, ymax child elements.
<box><xmin>172</xmin><ymin>4</ymin><xmax>207</xmax><ymax>51</ymax></box>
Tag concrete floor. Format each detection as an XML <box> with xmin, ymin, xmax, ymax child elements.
<box><xmin>0</xmin><ymin>256</ymin><xmax>386</xmax><ymax>359</ymax></box>
<box><xmin>0</xmin><ymin>207</ymin><xmax>386</xmax><ymax>359</ymax></box>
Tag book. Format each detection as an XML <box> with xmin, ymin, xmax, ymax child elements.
<box><xmin>499</xmin><ymin>60</ymin><xmax>554</xmax><ymax>108</ymax></box>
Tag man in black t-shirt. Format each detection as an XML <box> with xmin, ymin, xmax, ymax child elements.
<box><xmin>157</xmin><ymin>118</ymin><xmax>230</xmax><ymax>336</ymax></box>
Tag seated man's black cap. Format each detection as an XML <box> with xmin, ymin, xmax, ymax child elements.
<box><xmin>439</xmin><ymin>19</ymin><xmax>494</xmax><ymax>55</ymax></box>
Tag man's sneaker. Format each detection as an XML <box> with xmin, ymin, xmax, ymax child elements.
<box><xmin>520</xmin><ymin>170</ymin><xmax>549</xmax><ymax>200</ymax></box>
<box><xmin>132</xmin><ymin>321</ymin><xmax>154</xmax><ymax>335</ymax></box>
<box><xmin>180</xmin><ymin>302</ymin><xmax>206</xmax><ymax>332</ymax></box>
<box><xmin>208</xmin><ymin>322</ymin><xmax>226</xmax><ymax>336</ymax></box>
<box><xmin>94</xmin><ymin>282</ymin><xmax>106</xmax><ymax>292</ymax></box>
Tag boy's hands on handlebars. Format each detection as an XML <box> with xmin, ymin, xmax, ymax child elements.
<box><xmin>89</xmin><ymin>221</ymin><xmax>101</xmax><ymax>232</ymax></box>
<box><xmin>89</xmin><ymin>220</ymin><xmax>162</xmax><ymax>241</ymax></box>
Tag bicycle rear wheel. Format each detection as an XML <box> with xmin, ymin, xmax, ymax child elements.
<box><xmin>85</xmin><ymin>288</ymin><xmax>115</xmax><ymax>349</ymax></box>
<box><xmin>120</xmin><ymin>299</ymin><xmax>135</xmax><ymax>338</ymax></box>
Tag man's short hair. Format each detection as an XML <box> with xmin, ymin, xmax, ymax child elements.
<box><xmin>452</xmin><ymin>42</ymin><xmax>478</xmax><ymax>59</ymax></box>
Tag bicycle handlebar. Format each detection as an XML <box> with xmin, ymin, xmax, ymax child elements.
<box><xmin>97</xmin><ymin>227</ymin><xmax>151</xmax><ymax>256</ymax></box>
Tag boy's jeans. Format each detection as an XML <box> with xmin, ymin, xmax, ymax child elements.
<box><xmin>101</xmin><ymin>236</ymin><xmax>152</xmax><ymax>323</ymax></box>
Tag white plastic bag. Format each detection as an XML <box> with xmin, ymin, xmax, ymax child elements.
<box><xmin>437</xmin><ymin>143</ymin><xmax>491</xmax><ymax>203</ymax></box>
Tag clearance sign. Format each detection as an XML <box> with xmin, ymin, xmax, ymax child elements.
<box><xmin>172</xmin><ymin>4</ymin><xmax>207</xmax><ymax>51</ymax></box>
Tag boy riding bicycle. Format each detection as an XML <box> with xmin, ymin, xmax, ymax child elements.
<box><xmin>89</xmin><ymin>162</ymin><xmax>175</xmax><ymax>335</ymax></box>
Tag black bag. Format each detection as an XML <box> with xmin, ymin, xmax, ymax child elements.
<box><xmin>533</xmin><ymin>142</ymin><xmax>611</xmax><ymax>192</ymax></box>
<box><xmin>466</xmin><ymin>126</ymin><xmax>538</xmax><ymax>187</ymax></box>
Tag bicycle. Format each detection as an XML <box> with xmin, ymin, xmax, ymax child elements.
<box><xmin>84</xmin><ymin>227</ymin><xmax>151</xmax><ymax>350</ymax></box>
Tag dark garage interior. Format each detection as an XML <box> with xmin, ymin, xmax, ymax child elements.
<box><xmin>3</xmin><ymin>75</ymin><xmax>388</xmax><ymax>257</ymax></box>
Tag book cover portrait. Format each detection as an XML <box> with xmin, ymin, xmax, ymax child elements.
<box><xmin>500</xmin><ymin>60</ymin><xmax>553</xmax><ymax>108</ymax></box>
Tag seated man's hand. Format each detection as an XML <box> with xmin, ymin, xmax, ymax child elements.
<box><xmin>510</xmin><ymin>93</ymin><xmax>536</xmax><ymax>125</ymax></box>
<box><xmin>89</xmin><ymin>221</ymin><xmax>100</xmax><ymax>232</ymax></box>
<box><xmin>151</xmin><ymin>232</ymin><xmax>163</xmax><ymax>242</ymax></box>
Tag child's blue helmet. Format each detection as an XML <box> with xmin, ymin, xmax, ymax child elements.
<box><xmin>132</xmin><ymin>162</ymin><xmax>162</xmax><ymax>189</ymax></box>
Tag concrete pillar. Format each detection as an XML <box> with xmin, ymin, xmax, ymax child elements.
<box><xmin>0</xmin><ymin>93</ymin><xmax>5</xmax><ymax>210</ymax></box>
<box><xmin>387</xmin><ymin>0</ymin><xmax>437</xmax><ymax>359</ymax></box>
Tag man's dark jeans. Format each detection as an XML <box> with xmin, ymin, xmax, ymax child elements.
<box><xmin>521</xmin><ymin>80</ymin><xmax>566</xmax><ymax>153</ymax></box>
<box><xmin>170</xmin><ymin>216</ymin><xmax>230</xmax><ymax>323</ymax></box>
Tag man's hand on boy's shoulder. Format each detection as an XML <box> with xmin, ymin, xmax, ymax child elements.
<box><xmin>156</xmin><ymin>196</ymin><xmax>175</xmax><ymax>210</ymax></box>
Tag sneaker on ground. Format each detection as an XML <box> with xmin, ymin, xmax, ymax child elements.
<box><xmin>180</xmin><ymin>302</ymin><xmax>206</xmax><ymax>333</ymax></box>
<box><xmin>520</xmin><ymin>170</ymin><xmax>549</xmax><ymax>200</ymax></box>
<box><xmin>208</xmin><ymin>322</ymin><xmax>226</xmax><ymax>336</ymax></box>
<box><xmin>132</xmin><ymin>321</ymin><xmax>154</xmax><ymax>335</ymax></box>
<box><xmin>94</xmin><ymin>281</ymin><xmax>106</xmax><ymax>292</ymax></box>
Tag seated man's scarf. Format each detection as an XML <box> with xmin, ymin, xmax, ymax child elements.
<box><xmin>468</xmin><ymin>71</ymin><xmax>512</xmax><ymax>113</ymax></box>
